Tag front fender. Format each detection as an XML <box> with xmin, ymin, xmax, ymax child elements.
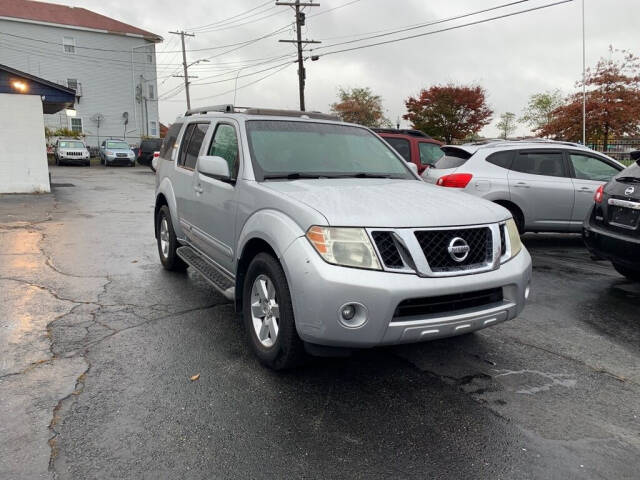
<box><xmin>236</xmin><ymin>209</ymin><xmax>306</xmax><ymax>264</ymax></box>
<box><xmin>156</xmin><ymin>178</ymin><xmax>184</xmax><ymax>240</ymax></box>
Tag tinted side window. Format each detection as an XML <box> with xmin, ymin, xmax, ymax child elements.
<box><xmin>418</xmin><ymin>142</ymin><xmax>444</xmax><ymax>166</ymax></box>
<box><xmin>569</xmin><ymin>153</ymin><xmax>620</xmax><ymax>181</ymax></box>
<box><xmin>385</xmin><ymin>137</ymin><xmax>411</xmax><ymax>162</ymax></box>
<box><xmin>486</xmin><ymin>150</ymin><xmax>514</xmax><ymax>169</ymax></box>
<box><xmin>208</xmin><ymin>124</ymin><xmax>239</xmax><ymax>179</ymax></box>
<box><xmin>160</xmin><ymin>122</ymin><xmax>183</xmax><ymax>159</ymax></box>
<box><xmin>511</xmin><ymin>151</ymin><xmax>566</xmax><ymax>177</ymax></box>
<box><xmin>177</xmin><ymin>124</ymin><xmax>196</xmax><ymax>167</ymax></box>
<box><xmin>184</xmin><ymin>124</ymin><xmax>209</xmax><ymax>169</ymax></box>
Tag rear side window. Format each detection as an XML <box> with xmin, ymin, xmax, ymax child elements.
<box><xmin>182</xmin><ymin>123</ymin><xmax>209</xmax><ymax>169</ymax></box>
<box><xmin>159</xmin><ymin>122</ymin><xmax>183</xmax><ymax>159</ymax></box>
<box><xmin>486</xmin><ymin>150</ymin><xmax>514</xmax><ymax>169</ymax></box>
<box><xmin>385</xmin><ymin>137</ymin><xmax>411</xmax><ymax>162</ymax></box>
<box><xmin>434</xmin><ymin>148</ymin><xmax>472</xmax><ymax>169</ymax></box>
<box><xmin>511</xmin><ymin>151</ymin><xmax>566</xmax><ymax>177</ymax></box>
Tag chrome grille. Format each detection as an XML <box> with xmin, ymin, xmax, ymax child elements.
<box><xmin>66</xmin><ymin>151</ymin><xmax>82</xmax><ymax>156</ymax></box>
<box><xmin>414</xmin><ymin>227</ymin><xmax>492</xmax><ymax>272</ymax></box>
<box><xmin>116</xmin><ymin>153</ymin><xmax>129</xmax><ymax>158</ymax></box>
<box><xmin>371</xmin><ymin>231</ymin><xmax>403</xmax><ymax>269</ymax></box>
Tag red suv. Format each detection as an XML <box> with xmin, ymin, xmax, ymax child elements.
<box><xmin>373</xmin><ymin>128</ymin><xmax>444</xmax><ymax>174</ymax></box>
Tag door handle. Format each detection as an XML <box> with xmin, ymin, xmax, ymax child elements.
<box><xmin>194</xmin><ymin>185</ymin><xmax>203</xmax><ymax>194</ymax></box>
<box><xmin>514</xmin><ymin>182</ymin><xmax>530</xmax><ymax>188</ymax></box>
<box><xmin>578</xmin><ymin>187</ymin><xmax>594</xmax><ymax>193</ymax></box>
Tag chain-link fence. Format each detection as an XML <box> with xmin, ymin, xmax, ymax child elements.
<box><xmin>588</xmin><ymin>139</ymin><xmax>640</xmax><ymax>165</ymax></box>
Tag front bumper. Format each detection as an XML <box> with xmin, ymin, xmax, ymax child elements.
<box><xmin>60</xmin><ymin>156</ymin><xmax>89</xmax><ymax>163</ymax></box>
<box><xmin>106</xmin><ymin>155</ymin><xmax>134</xmax><ymax>165</ymax></box>
<box><xmin>281</xmin><ymin>237</ymin><xmax>532</xmax><ymax>348</ymax></box>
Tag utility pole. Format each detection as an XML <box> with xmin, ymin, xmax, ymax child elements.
<box><xmin>169</xmin><ymin>30</ymin><xmax>196</xmax><ymax>110</ymax></box>
<box><xmin>276</xmin><ymin>1</ymin><xmax>320</xmax><ymax>111</ymax></box>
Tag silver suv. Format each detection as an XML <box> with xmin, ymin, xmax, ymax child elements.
<box><xmin>154</xmin><ymin>106</ymin><xmax>532</xmax><ymax>369</ymax></box>
<box><xmin>54</xmin><ymin>138</ymin><xmax>90</xmax><ymax>166</ymax></box>
<box><xmin>422</xmin><ymin>140</ymin><xmax>624</xmax><ymax>233</ymax></box>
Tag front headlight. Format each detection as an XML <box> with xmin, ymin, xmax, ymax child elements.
<box><xmin>306</xmin><ymin>226</ymin><xmax>382</xmax><ymax>270</ymax></box>
<box><xmin>504</xmin><ymin>218</ymin><xmax>522</xmax><ymax>260</ymax></box>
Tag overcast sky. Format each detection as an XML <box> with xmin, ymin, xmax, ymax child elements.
<box><xmin>55</xmin><ymin>0</ymin><xmax>640</xmax><ymax>137</ymax></box>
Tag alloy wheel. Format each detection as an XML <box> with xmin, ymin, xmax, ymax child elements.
<box><xmin>250</xmin><ymin>274</ymin><xmax>280</xmax><ymax>348</ymax></box>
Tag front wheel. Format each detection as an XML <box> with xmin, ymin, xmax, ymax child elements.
<box><xmin>243</xmin><ymin>253</ymin><xmax>305</xmax><ymax>370</ymax></box>
<box><xmin>155</xmin><ymin>206</ymin><xmax>187</xmax><ymax>271</ymax></box>
<box><xmin>612</xmin><ymin>262</ymin><xmax>640</xmax><ymax>282</ymax></box>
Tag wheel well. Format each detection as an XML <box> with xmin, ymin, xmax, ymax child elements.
<box><xmin>154</xmin><ymin>194</ymin><xmax>168</xmax><ymax>238</ymax></box>
<box><xmin>494</xmin><ymin>200</ymin><xmax>523</xmax><ymax>221</ymax></box>
<box><xmin>235</xmin><ymin>238</ymin><xmax>278</xmax><ymax>312</ymax></box>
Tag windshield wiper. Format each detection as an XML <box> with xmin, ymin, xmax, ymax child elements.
<box><xmin>616</xmin><ymin>176</ymin><xmax>640</xmax><ymax>183</ymax></box>
<box><xmin>263</xmin><ymin>173</ymin><xmax>325</xmax><ymax>180</ymax></box>
<box><xmin>332</xmin><ymin>173</ymin><xmax>394</xmax><ymax>179</ymax></box>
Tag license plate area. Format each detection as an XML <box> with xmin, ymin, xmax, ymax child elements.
<box><xmin>609</xmin><ymin>206</ymin><xmax>640</xmax><ymax>229</ymax></box>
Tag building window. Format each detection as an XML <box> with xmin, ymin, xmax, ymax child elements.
<box><xmin>150</xmin><ymin>121</ymin><xmax>158</xmax><ymax>136</ymax></box>
<box><xmin>70</xmin><ymin>117</ymin><xmax>83</xmax><ymax>133</ymax></box>
<box><xmin>147</xmin><ymin>54</ymin><xmax>153</xmax><ymax>64</ymax></box>
<box><xmin>67</xmin><ymin>78</ymin><xmax>78</xmax><ymax>91</ymax></box>
<box><xmin>63</xmin><ymin>36</ymin><xmax>76</xmax><ymax>54</ymax></box>
<box><xmin>148</xmin><ymin>84</ymin><xmax>155</xmax><ymax>99</ymax></box>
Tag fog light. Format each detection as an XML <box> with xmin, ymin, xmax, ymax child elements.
<box><xmin>524</xmin><ymin>284</ymin><xmax>531</xmax><ymax>300</ymax></box>
<box><xmin>341</xmin><ymin>304</ymin><xmax>356</xmax><ymax>321</ymax></box>
<box><xmin>337</xmin><ymin>303</ymin><xmax>367</xmax><ymax>329</ymax></box>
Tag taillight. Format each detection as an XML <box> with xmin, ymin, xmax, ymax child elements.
<box><xmin>436</xmin><ymin>173</ymin><xmax>473</xmax><ymax>188</ymax></box>
<box><xmin>153</xmin><ymin>151</ymin><xmax>160</xmax><ymax>158</ymax></box>
<box><xmin>594</xmin><ymin>184</ymin><xmax>604</xmax><ymax>204</ymax></box>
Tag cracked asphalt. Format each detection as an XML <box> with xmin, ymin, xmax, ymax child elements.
<box><xmin>1</xmin><ymin>166</ymin><xmax>639</xmax><ymax>479</ymax></box>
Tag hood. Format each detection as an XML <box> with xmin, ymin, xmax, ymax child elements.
<box><xmin>262</xmin><ymin>178</ymin><xmax>509</xmax><ymax>228</ymax></box>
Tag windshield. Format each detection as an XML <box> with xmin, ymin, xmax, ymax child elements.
<box><xmin>59</xmin><ymin>141</ymin><xmax>84</xmax><ymax>148</ymax></box>
<box><xmin>106</xmin><ymin>141</ymin><xmax>129</xmax><ymax>149</ymax></box>
<box><xmin>246</xmin><ymin>120</ymin><xmax>413</xmax><ymax>180</ymax></box>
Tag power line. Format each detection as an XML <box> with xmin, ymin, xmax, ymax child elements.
<box><xmin>191</xmin><ymin>58</ymin><xmax>296</xmax><ymax>86</ymax></box>
<box><xmin>311</xmin><ymin>0</ymin><xmax>530</xmax><ymax>52</ymax></box>
<box><xmin>313</xmin><ymin>0</ymin><xmax>573</xmax><ymax>59</ymax></box>
<box><xmin>194</xmin><ymin>8</ymin><xmax>288</xmax><ymax>33</ymax></box>
<box><xmin>187</xmin><ymin>0</ymin><xmax>273</xmax><ymax>31</ymax></box>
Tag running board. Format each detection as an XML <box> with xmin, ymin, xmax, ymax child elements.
<box><xmin>176</xmin><ymin>246</ymin><xmax>235</xmax><ymax>301</ymax></box>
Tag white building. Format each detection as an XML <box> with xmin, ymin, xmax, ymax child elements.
<box><xmin>0</xmin><ymin>0</ymin><xmax>162</xmax><ymax>147</ymax></box>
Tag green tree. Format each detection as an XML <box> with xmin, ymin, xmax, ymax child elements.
<box><xmin>403</xmin><ymin>84</ymin><xmax>493</xmax><ymax>143</ymax></box>
<box><xmin>519</xmin><ymin>89</ymin><xmax>563</xmax><ymax>134</ymax></box>
<box><xmin>496</xmin><ymin>112</ymin><xmax>517</xmax><ymax>139</ymax></box>
<box><xmin>330</xmin><ymin>87</ymin><xmax>391</xmax><ymax>127</ymax></box>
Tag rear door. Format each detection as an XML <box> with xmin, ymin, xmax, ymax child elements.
<box><xmin>507</xmin><ymin>150</ymin><xmax>574</xmax><ymax>231</ymax></box>
<box><xmin>566</xmin><ymin>151</ymin><xmax>623</xmax><ymax>225</ymax></box>
<box><xmin>173</xmin><ymin>121</ymin><xmax>210</xmax><ymax>243</ymax></box>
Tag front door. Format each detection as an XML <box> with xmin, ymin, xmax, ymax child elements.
<box><xmin>192</xmin><ymin>121</ymin><xmax>241</xmax><ymax>273</ymax></box>
<box><xmin>567</xmin><ymin>151</ymin><xmax>622</xmax><ymax>229</ymax></box>
<box><xmin>508</xmin><ymin>150</ymin><xmax>574</xmax><ymax>231</ymax></box>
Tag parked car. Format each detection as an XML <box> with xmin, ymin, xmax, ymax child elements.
<box><xmin>99</xmin><ymin>139</ymin><xmax>135</xmax><ymax>167</ymax></box>
<box><xmin>137</xmin><ymin>138</ymin><xmax>163</xmax><ymax>166</ymax></box>
<box><xmin>422</xmin><ymin>140</ymin><xmax>625</xmax><ymax>233</ymax></box>
<box><xmin>154</xmin><ymin>105</ymin><xmax>532</xmax><ymax>370</ymax></box>
<box><xmin>583</xmin><ymin>151</ymin><xmax>640</xmax><ymax>281</ymax></box>
<box><xmin>54</xmin><ymin>138</ymin><xmax>90</xmax><ymax>166</ymax></box>
<box><xmin>372</xmin><ymin>128</ymin><xmax>444</xmax><ymax>174</ymax></box>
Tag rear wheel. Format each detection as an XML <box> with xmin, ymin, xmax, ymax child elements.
<box><xmin>612</xmin><ymin>262</ymin><xmax>640</xmax><ymax>282</ymax></box>
<box><xmin>242</xmin><ymin>253</ymin><xmax>305</xmax><ymax>370</ymax></box>
<box><xmin>156</xmin><ymin>206</ymin><xmax>187</xmax><ymax>271</ymax></box>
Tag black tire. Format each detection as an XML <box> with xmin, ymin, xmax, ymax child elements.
<box><xmin>86</xmin><ymin>161</ymin><xmax>91</xmax><ymax>167</ymax></box>
<box><xmin>500</xmin><ymin>203</ymin><xmax>525</xmax><ymax>234</ymax></box>
<box><xmin>155</xmin><ymin>205</ymin><xmax>187</xmax><ymax>271</ymax></box>
<box><xmin>242</xmin><ymin>253</ymin><xmax>305</xmax><ymax>370</ymax></box>
<box><xmin>612</xmin><ymin>262</ymin><xmax>640</xmax><ymax>282</ymax></box>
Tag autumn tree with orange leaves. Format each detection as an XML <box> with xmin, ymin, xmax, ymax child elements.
<box><xmin>539</xmin><ymin>48</ymin><xmax>640</xmax><ymax>149</ymax></box>
<box><xmin>403</xmin><ymin>84</ymin><xmax>493</xmax><ymax>143</ymax></box>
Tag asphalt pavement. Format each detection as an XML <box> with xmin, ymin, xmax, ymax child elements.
<box><xmin>1</xmin><ymin>166</ymin><xmax>638</xmax><ymax>479</ymax></box>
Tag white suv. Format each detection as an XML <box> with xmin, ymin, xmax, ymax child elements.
<box><xmin>422</xmin><ymin>140</ymin><xmax>624</xmax><ymax>233</ymax></box>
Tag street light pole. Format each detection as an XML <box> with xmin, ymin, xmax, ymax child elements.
<box><xmin>582</xmin><ymin>0</ymin><xmax>586</xmax><ymax>145</ymax></box>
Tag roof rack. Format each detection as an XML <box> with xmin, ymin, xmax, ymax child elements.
<box><xmin>371</xmin><ymin>128</ymin><xmax>431</xmax><ymax>139</ymax></box>
<box><xmin>184</xmin><ymin>104</ymin><xmax>339</xmax><ymax>121</ymax></box>
<box><xmin>464</xmin><ymin>138</ymin><xmax>585</xmax><ymax>148</ymax></box>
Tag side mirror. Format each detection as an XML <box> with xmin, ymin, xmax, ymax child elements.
<box><xmin>407</xmin><ymin>163</ymin><xmax>418</xmax><ymax>175</ymax></box>
<box><xmin>197</xmin><ymin>155</ymin><xmax>230</xmax><ymax>180</ymax></box>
